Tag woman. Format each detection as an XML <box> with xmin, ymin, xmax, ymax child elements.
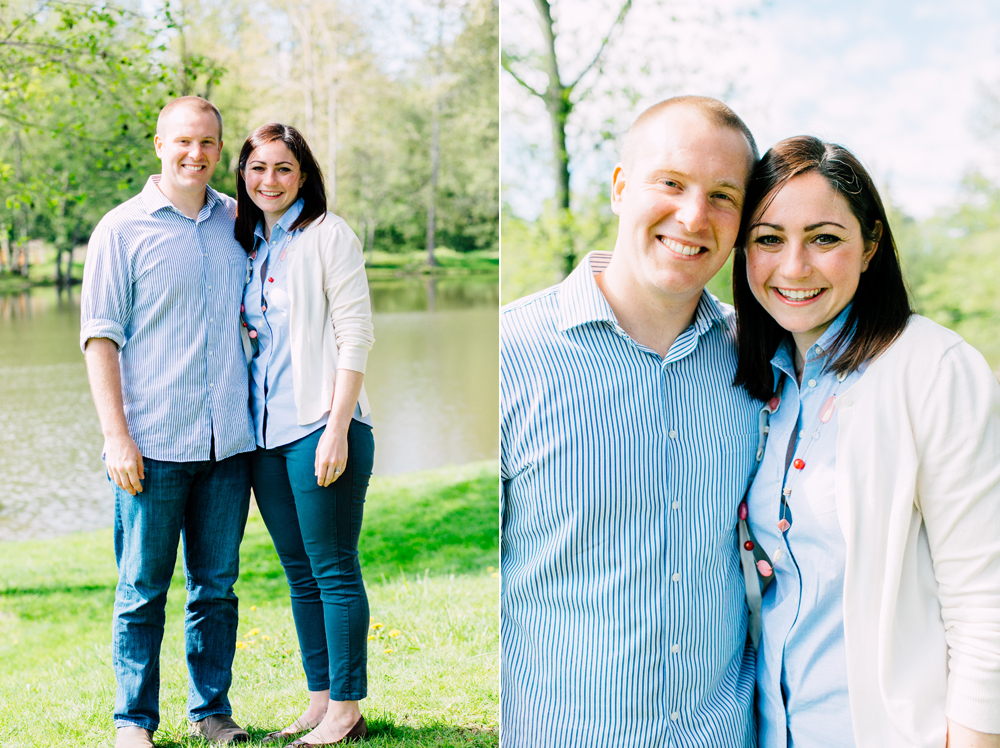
<box><xmin>733</xmin><ymin>136</ymin><xmax>1000</xmax><ymax>747</ymax></box>
<box><xmin>236</xmin><ymin>123</ymin><xmax>374</xmax><ymax>746</ymax></box>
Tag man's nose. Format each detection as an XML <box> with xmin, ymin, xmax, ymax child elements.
<box><xmin>675</xmin><ymin>192</ymin><xmax>709</xmax><ymax>233</ymax></box>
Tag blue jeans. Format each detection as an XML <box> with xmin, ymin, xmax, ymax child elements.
<box><xmin>251</xmin><ymin>420</ymin><xmax>373</xmax><ymax>700</ymax></box>
<box><xmin>111</xmin><ymin>452</ymin><xmax>251</xmax><ymax>730</ymax></box>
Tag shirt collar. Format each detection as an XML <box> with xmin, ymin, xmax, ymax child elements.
<box><xmin>254</xmin><ymin>198</ymin><xmax>304</xmax><ymax>242</ymax></box>
<box><xmin>140</xmin><ymin>174</ymin><xmax>221</xmax><ymax>217</ymax></box>
<box><xmin>771</xmin><ymin>303</ymin><xmax>855</xmax><ymax>378</ymax></box>
<box><xmin>555</xmin><ymin>250</ymin><xmax>727</xmax><ymax>336</ymax></box>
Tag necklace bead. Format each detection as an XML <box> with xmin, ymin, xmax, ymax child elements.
<box><xmin>744</xmin><ymin>540</ymin><xmax>754</xmax><ymax>551</ymax></box>
<box><xmin>793</xmin><ymin>458</ymin><xmax>805</xmax><ymax>470</ymax></box>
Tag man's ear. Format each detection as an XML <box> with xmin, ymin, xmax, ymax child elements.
<box><xmin>611</xmin><ymin>164</ymin><xmax>626</xmax><ymax>216</ymax></box>
<box><xmin>153</xmin><ymin>134</ymin><xmax>163</xmax><ymax>158</ymax></box>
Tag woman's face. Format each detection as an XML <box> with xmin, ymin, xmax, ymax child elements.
<box><xmin>746</xmin><ymin>170</ymin><xmax>878</xmax><ymax>354</ymax></box>
<box><xmin>243</xmin><ymin>140</ymin><xmax>306</xmax><ymax>223</ymax></box>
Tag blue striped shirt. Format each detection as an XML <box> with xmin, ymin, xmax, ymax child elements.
<box><xmin>501</xmin><ymin>252</ymin><xmax>760</xmax><ymax>748</ymax></box>
<box><xmin>80</xmin><ymin>175</ymin><xmax>256</xmax><ymax>462</ymax></box>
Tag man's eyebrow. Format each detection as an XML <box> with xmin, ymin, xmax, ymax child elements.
<box><xmin>715</xmin><ymin>179</ymin><xmax>745</xmax><ymax>195</ymax></box>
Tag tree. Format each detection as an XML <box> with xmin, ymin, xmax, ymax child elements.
<box><xmin>0</xmin><ymin>0</ymin><xmax>169</xmax><ymax>277</ymax></box>
<box><xmin>501</xmin><ymin>0</ymin><xmax>632</xmax><ymax>275</ymax></box>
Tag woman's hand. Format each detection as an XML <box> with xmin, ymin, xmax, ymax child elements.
<box><xmin>315</xmin><ymin>424</ymin><xmax>349</xmax><ymax>486</ymax></box>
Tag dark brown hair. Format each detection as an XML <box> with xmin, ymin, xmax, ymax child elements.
<box><xmin>235</xmin><ymin>123</ymin><xmax>327</xmax><ymax>253</ymax></box>
<box><xmin>733</xmin><ymin>136</ymin><xmax>913</xmax><ymax>401</ymax></box>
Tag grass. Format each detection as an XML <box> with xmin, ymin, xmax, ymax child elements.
<box><xmin>0</xmin><ymin>460</ymin><xmax>499</xmax><ymax>748</ymax></box>
<box><xmin>0</xmin><ymin>246</ymin><xmax>498</xmax><ymax>295</ymax></box>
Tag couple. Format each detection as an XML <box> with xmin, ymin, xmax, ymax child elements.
<box><xmin>500</xmin><ymin>97</ymin><xmax>1000</xmax><ymax>747</ymax></box>
<box><xmin>81</xmin><ymin>96</ymin><xmax>373</xmax><ymax>747</ymax></box>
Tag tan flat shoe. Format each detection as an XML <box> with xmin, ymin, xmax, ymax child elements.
<box><xmin>288</xmin><ymin>715</ymin><xmax>367</xmax><ymax>746</ymax></box>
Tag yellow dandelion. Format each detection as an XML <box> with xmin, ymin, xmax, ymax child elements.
<box><xmin>250</xmin><ymin>605</ymin><xmax>257</xmax><ymax>611</ymax></box>
<box><xmin>235</xmin><ymin>641</ymin><xmax>248</xmax><ymax>650</ymax></box>
<box><xmin>248</xmin><ymin>628</ymin><xmax>261</xmax><ymax>636</ymax></box>
<box><xmin>388</xmin><ymin>629</ymin><xmax>400</xmax><ymax>638</ymax></box>
<box><xmin>371</xmin><ymin>622</ymin><xmax>383</xmax><ymax>630</ymax></box>
<box><xmin>383</xmin><ymin>647</ymin><xmax>395</xmax><ymax>654</ymax></box>
<box><xmin>488</xmin><ymin>566</ymin><xmax>495</xmax><ymax>572</ymax></box>
<box><xmin>492</xmin><ymin>572</ymin><xmax>499</xmax><ymax>578</ymax></box>
<box><xmin>263</xmin><ymin>635</ymin><xmax>271</xmax><ymax>641</ymax></box>
<box><xmin>367</xmin><ymin>635</ymin><xmax>376</xmax><ymax>641</ymax></box>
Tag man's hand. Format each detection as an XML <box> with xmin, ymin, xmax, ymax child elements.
<box><xmin>104</xmin><ymin>432</ymin><xmax>145</xmax><ymax>495</ymax></box>
<box><xmin>85</xmin><ymin>337</ymin><xmax>145</xmax><ymax>495</ymax></box>
<box><xmin>315</xmin><ymin>425</ymin><xmax>348</xmax><ymax>487</ymax></box>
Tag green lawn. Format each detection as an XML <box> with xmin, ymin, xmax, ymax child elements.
<box><xmin>0</xmin><ymin>461</ymin><xmax>499</xmax><ymax>747</ymax></box>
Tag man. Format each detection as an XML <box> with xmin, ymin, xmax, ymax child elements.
<box><xmin>81</xmin><ymin>96</ymin><xmax>256</xmax><ymax>748</ymax></box>
<box><xmin>500</xmin><ymin>97</ymin><xmax>761</xmax><ymax>746</ymax></box>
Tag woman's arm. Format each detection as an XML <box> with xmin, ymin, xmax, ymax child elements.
<box><xmin>917</xmin><ymin>341</ymin><xmax>1000</xmax><ymax>736</ymax></box>
<box><xmin>948</xmin><ymin>720</ymin><xmax>1000</xmax><ymax>748</ymax></box>
<box><xmin>314</xmin><ymin>368</ymin><xmax>364</xmax><ymax>486</ymax></box>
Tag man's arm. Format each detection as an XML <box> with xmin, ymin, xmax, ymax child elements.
<box><xmin>85</xmin><ymin>337</ymin><xmax>144</xmax><ymax>495</ymax></box>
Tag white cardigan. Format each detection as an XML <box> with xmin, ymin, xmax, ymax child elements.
<box><xmin>834</xmin><ymin>315</ymin><xmax>1000</xmax><ymax>746</ymax></box>
<box><xmin>284</xmin><ymin>212</ymin><xmax>374</xmax><ymax>424</ymax></box>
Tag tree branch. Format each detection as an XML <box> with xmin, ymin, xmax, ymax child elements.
<box><xmin>567</xmin><ymin>0</ymin><xmax>632</xmax><ymax>91</ymax></box>
<box><xmin>501</xmin><ymin>52</ymin><xmax>543</xmax><ymax>98</ymax></box>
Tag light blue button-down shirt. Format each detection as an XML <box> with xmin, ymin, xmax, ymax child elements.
<box><xmin>243</xmin><ymin>199</ymin><xmax>370</xmax><ymax>449</ymax></box>
<box><xmin>80</xmin><ymin>175</ymin><xmax>255</xmax><ymax>462</ymax></box>
<box><xmin>501</xmin><ymin>252</ymin><xmax>761</xmax><ymax>748</ymax></box>
<box><xmin>747</xmin><ymin>305</ymin><xmax>862</xmax><ymax>748</ymax></box>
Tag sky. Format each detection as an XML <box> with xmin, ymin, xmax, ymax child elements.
<box><xmin>501</xmin><ymin>0</ymin><xmax>1000</xmax><ymax>221</ymax></box>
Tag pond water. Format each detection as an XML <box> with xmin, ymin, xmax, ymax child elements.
<box><xmin>0</xmin><ymin>276</ymin><xmax>498</xmax><ymax>540</ymax></box>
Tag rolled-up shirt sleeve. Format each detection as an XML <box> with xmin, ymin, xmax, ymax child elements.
<box><xmin>80</xmin><ymin>220</ymin><xmax>133</xmax><ymax>353</ymax></box>
<box><xmin>321</xmin><ymin>221</ymin><xmax>374</xmax><ymax>374</ymax></box>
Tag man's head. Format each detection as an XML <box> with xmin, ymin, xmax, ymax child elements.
<box><xmin>153</xmin><ymin>96</ymin><xmax>224</xmax><ymax>199</ymax></box>
<box><xmin>610</xmin><ymin>96</ymin><xmax>757</xmax><ymax>306</ymax></box>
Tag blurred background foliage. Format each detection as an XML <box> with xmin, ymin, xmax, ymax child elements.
<box><xmin>0</xmin><ymin>0</ymin><xmax>498</xmax><ymax>281</ymax></box>
<box><xmin>500</xmin><ymin>0</ymin><xmax>1000</xmax><ymax>374</ymax></box>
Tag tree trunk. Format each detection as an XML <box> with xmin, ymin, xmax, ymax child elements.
<box><xmin>426</xmin><ymin>95</ymin><xmax>440</xmax><ymax>267</ymax></box>
<box><xmin>533</xmin><ymin>0</ymin><xmax>574</xmax><ymax>276</ymax></box>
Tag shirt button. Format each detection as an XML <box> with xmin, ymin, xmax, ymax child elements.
<box><xmin>209</xmin><ymin>383</ymin><xmax>214</xmax><ymax>388</ymax></box>
<box><xmin>808</xmin><ymin>379</ymin><xmax>817</xmax><ymax>388</ymax></box>
<box><xmin>672</xmin><ymin>500</ymin><xmax>679</xmax><ymax>510</ymax></box>
<box><xmin>668</xmin><ymin>430</ymin><xmax>677</xmax><ymax>439</ymax></box>
<box><xmin>670</xmin><ymin>711</ymin><xmax>680</xmax><ymax>721</ymax></box>
<box><xmin>208</xmin><ymin>351</ymin><xmax>213</xmax><ymax>356</ymax></box>
<box><xmin>799</xmin><ymin>430</ymin><xmax>805</xmax><ymax>439</ymax></box>
<box><xmin>671</xmin><ymin>643</ymin><xmax>680</xmax><ymax>653</ymax></box>
<box><xmin>671</xmin><ymin>573</ymin><xmax>680</xmax><ymax>582</ymax></box>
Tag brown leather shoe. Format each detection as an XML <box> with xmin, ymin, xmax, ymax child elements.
<box><xmin>116</xmin><ymin>726</ymin><xmax>155</xmax><ymax>748</ymax></box>
<box><xmin>190</xmin><ymin>714</ymin><xmax>251</xmax><ymax>744</ymax></box>
<box><xmin>288</xmin><ymin>715</ymin><xmax>367</xmax><ymax>745</ymax></box>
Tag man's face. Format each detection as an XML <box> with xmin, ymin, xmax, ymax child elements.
<box><xmin>153</xmin><ymin>105</ymin><xmax>223</xmax><ymax>196</ymax></box>
<box><xmin>611</xmin><ymin>107</ymin><xmax>752</xmax><ymax>305</ymax></box>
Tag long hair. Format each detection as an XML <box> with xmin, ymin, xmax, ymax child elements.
<box><xmin>733</xmin><ymin>136</ymin><xmax>913</xmax><ymax>401</ymax></box>
<box><xmin>235</xmin><ymin>123</ymin><xmax>327</xmax><ymax>253</ymax></box>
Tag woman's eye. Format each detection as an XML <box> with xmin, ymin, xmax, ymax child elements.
<box><xmin>814</xmin><ymin>234</ymin><xmax>841</xmax><ymax>246</ymax></box>
<box><xmin>753</xmin><ymin>235</ymin><xmax>781</xmax><ymax>247</ymax></box>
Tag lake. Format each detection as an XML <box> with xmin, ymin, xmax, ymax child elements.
<box><xmin>0</xmin><ymin>276</ymin><xmax>498</xmax><ymax>540</ymax></box>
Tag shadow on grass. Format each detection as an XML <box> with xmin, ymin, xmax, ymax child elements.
<box><xmin>0</xmin><ymin>583</ymin><xmax>114</xmax><ymax>597</ymax></box>
<box><xmin>234</xmin><ymin>719</ymin><xmax>498</xmax><ymax>747</ymax></box>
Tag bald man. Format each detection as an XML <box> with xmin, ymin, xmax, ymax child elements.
<box><xmin>82</xmin><ymin>96</ymin><xmax>255</xmax><ymax>748</ymax></box>
<box><xmin>500</xmin><ymin>97</ymin><xmax>761</xmax><ymax>747</ymax></box>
